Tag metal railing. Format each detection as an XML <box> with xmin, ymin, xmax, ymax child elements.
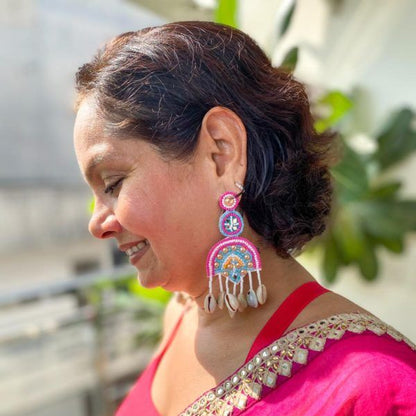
<box><xmin>0</xmin><ymin>266</ymin><xmax>163</xmax><ymax>416</ymax></box>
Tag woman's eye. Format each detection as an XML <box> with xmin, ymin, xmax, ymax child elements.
<box><xmin>104</xmin><ymin>178</ymin><xmax>123</xmax><ymax>195</ymax></box>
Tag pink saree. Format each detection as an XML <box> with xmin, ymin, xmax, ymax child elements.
<box><xmin>116</xmin><ymin>282</ymin><xmax>416</xmax><ymax>415</ymax></box>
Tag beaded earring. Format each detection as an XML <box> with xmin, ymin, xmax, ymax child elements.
<box><xmin>204</xmin><ymin>183</ymin><xmax>267</xmax><ymax>317</ymax></box>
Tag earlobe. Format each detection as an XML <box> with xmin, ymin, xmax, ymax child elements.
<box><xmin>200</xmin><ymin>106</ymin><xmax>247</xmax><ymax>181</ymax></box>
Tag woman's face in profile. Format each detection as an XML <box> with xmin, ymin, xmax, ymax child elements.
<box><xmin>73</xmin><ymin>98</ymin><xmax>220</xmax><ymax>293</ymax></box>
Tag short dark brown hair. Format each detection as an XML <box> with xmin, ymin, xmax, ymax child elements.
<box><xmin>75</xmin><ymin>21</ymin><xmax>334</xmax><ymax>257</ymax></box>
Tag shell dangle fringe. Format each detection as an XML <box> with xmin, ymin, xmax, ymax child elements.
<box><xmin>204</xmin><ymin>186</ymin><xmax>266</xmax><ymax>317</ymax></box>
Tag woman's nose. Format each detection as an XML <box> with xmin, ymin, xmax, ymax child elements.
<box><xmin>88</xmin><ymin>202</ymin><xmax>122</xmax><ymax>239</ymax></box>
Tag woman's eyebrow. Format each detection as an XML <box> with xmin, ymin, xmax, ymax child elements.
<box><xmin>85</xmin><ymin>153</ymin><xmax>111</xmax><ymax>182</ymax></box>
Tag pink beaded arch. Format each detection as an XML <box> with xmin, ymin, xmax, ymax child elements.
<box><xmin>206</xmin><ymin>237</ymin><xmax>262</xmax><ymax>279</ymax></box>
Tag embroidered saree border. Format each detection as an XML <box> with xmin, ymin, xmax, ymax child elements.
<box><xmin>178</xmin><ymin>312</ymin><xmax>416</xmax><ymax>416</ymax></box>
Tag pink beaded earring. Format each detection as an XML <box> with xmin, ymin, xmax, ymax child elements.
<box><xmin>204</xmin><ymin>182</ymin><xmax>267</xmax><ymax>317</ymax></box>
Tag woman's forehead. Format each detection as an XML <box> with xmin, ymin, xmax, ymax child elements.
<box><xmin>74</xmin><ymin>99</ymin><xmax>103</xmax><ymax>145</ymax></box>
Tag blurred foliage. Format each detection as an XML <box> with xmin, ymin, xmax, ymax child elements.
<box><xmin>127</xmin><ymin>278</ymin><xmax>172</xmax><ymax>304</ymax></box>
<box><xmin>84</xmin><ymin>274</ymin><xmax>171</xmax><ymax>347</ymax></box>
<box><xmin>373</xmin><ymin>108</ymin><xmax>416</xmax><ymax>170</ymax></box>
<box><xmin>280</xmin><ymin>46</ymin><xmax>299</xmax><ymax>73</ymax></box>
<box><xmin>89</xmin><ymin>196</ymin><xmax>95</xmax><ymax>214</ymax></box>
<box><xmin>319</xmin><ymin>106</ymin><xmax>416</xmax><ymax>282</ymax></box>
<box><xmin>215</xmin><ymin>0</ymin><xmax>238</xmax><ymax>28</ymax></box>
<box><xmin>214</xmin><ymin>0</ymin><xmax>416</xmax><ymax>283</ymax></box>
<box><xmin>314</xmin><ymin>91</ymin><xmax>353</xmax><ymax>134</ymax></box>
<box><xmin>84</xmin><ymin>274</ymin><xmax>171</xmax><ymax>308</ymax></box>
<box><xmin>279</xmin><ymin>1</ymin><xmax>296</xmax><ymax>38</ymax></box>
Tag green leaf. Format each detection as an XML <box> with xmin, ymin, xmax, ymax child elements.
<box><xmin>314</xmin><ymin>91</ymin><xmax>353</xmax><ymax>133</ymax></box>
<box><xmin>331</xmin><ymin>144</ymin><xmax>369</xmax><ymax>202</ymax></box>
<box><xmin>322</xmin><ymin>232</ymin><xmax>340</xmax><ymax>282</ymax></box>
<box><xmin>214</xmin><ymin>0</ymin><xmax>238</xmax><ymax>27</ymax></box>
<box><xmin>358</xmin><ymin>201</ymin><xmax>405</xmax><ymax>240</ymax></box>
<box><xmin>366</xmin><ymin>181</ymin><xmax>401</xmax><ymax>200</ymax></box>
<box><xmin>387</xmin><ymin>200</ymin><xmax>416</xmax><ymax>230</ymax></box>
<box><xmin>357</xmin><ymin>238</ymin><xmax>378</xmax><ymax>281</ymax></box>
<box><xmin>280</xmin><ymin>46</ymin><xmax>298</xmax><ymax>73</ymax></box>
<box><xmin>279</xmin><ymin>1</ymin><xmax>296</xmax><ymax>38</ymax></box>
<box><xmin>332</xmin><ymin>206</ymin><xmax>369</xmax><ymax>263</ymax></box>
<box><xmin>368</xmin><ymin>234</ymin><xmax>404</xmax><ymax>254</ymax></box>
<box><xmin>361</xmin><ymin>199</ymin><xmax>416</xmax><ymax>237</ymax></box>
<box><xmin>373</xmin><ymin>108</ymin><xmax>416</xmax><ymax>171</ymax></box>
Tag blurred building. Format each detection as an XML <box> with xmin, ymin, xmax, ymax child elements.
<box><xmin>0</xmin><ymin>0</ymin><xmax>164</xmax><ymax>291</ymax></box>
<box><xmin>0</xmin><ymin>1</ymin><xmax>163</xmax><ymax>415</ymax></box>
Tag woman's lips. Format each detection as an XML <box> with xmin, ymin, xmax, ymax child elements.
<box><xmin>128</xmin><ymin>243</ymin><xmax>150</xmax><ymax>266</ymax></box>
<box><xmin>125</xmin><ymin>240</ymin><xmax>148</xmax><ymax>256</ymax></box>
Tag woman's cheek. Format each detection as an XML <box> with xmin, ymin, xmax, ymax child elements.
<box><xmin>114</xmin><ymin>195</ymin><xmax>145</xmax><ymax>234</ymax></box>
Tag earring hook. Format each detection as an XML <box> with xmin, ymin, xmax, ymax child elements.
<box><xmin>235</xmin><ymin>181</ymin><xmax>245</xmax><ymax>197</ymax></box>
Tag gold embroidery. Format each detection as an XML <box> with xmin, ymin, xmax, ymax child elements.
<box><xmin>178</xmin><ymin>312</ymin><xmax>416</xmax><ymax>416</ymax></box>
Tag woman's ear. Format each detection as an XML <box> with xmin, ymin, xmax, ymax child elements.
<box><xmin>198</xmin><ymin>106</ymin><xmax>247</xmax><ymax>185</ymax></box>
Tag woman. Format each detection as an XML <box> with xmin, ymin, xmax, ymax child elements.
<box><xmin>73</xmin><ymin>22</ymin><xmax>416</xmax><ymax>416</ymax></box>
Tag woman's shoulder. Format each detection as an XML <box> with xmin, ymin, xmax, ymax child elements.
<box><xmin>312</xmin><ymin>321</ymin><xmax>416</xmax><ymax>414</ymax></box>
<box><xmin>318</xmin><ymin>317</ymin><xmax>416</xmax><ymax>375</ymax></box>
<box><xmin>265</xmin><ymin>313</ymin><xmax>416</xmax><ymax>414</ymax></box>
<box><xmin>285</xmin><ymin>310</ymin><xmax>416</xmax><ymax>369</ymax></box>
<box><xmin>297</xmin><ymin>311</ymin><xmax>416</xmax><ymax>395</ymax></box>
<box><xmin>244</xmin><ymin>324</ymin><xmax>416</xmax><ymax>416</ymax></box>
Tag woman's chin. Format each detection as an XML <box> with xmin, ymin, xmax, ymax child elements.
<box><xmin>136</xmin><ymin>265</ymin><xmax>200</xmax><ymax>292</ymax></box>
<box><xmin>136</xmin><ymin>270</ymin><xmax>168</xmax><ymax>289</ymax></box>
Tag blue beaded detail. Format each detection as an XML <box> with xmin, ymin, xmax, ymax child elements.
<box><xmin>219</xmin><ymin>211</ymin><xmax>244</xmax><ymax>237</ymax></box>
<box><xmin>212</xmin><ymin>239</ymin><xmax>255</xmax><ymax>283</ymax></box>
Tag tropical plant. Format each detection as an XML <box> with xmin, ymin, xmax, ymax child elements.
<box><xmin>318</xmin><ymin>106</ymin><xmax>416</xmax><ymax>282</ymax></box>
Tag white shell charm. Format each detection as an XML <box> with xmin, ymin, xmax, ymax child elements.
<box><xmin>224</xmin><ymin>293</ymin><xmax>239</xmax><ymax>314</ymax></box>
<box><xmin>247</xmin><ymin>289</ymin><xmax>259</xmax><ymax>308</ymax></box>
<box><xmin>237</xmin><ymin>293</ymin><xmax>248</xmax><ymax>311</ymax></box>
<box><xmin>256</xmin><ymin>284</ymin><xmax>267</xmax><ymax>305</ymax></box>
<box><xmin>204</xmin><ymin>294</ymin><xmax>217</xmax><ymax>313</ymax></box>
<box><xmin>218</xmin><ymin>292</ymin><xmax>225</xmax><ymax>310</ymax></box>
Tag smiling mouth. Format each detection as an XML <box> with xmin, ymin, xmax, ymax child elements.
<box><xmin>125</xmin><ymin>240</ymin><xmax>149</xmax><ymax>257</ymax></box>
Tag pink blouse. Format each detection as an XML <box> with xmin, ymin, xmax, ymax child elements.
<box><xmin>116</xmin><ymin>282</ymin><xmax>416</xmax><ymax>415</ymax></box>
